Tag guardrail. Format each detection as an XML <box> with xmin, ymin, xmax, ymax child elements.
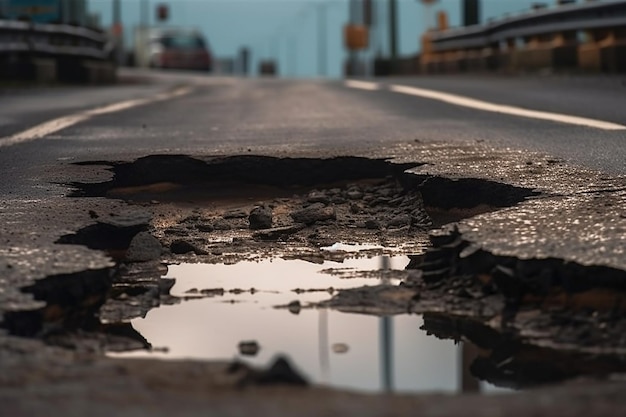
<box><xmin>422</xmin><ymin>0</ymin><xmax>626</xmax><ymax>73</ymax></box>
<box><xmin>0</xmin><ymin>19</ymin><xmax>116</xmax><ymax>82</ymax></box>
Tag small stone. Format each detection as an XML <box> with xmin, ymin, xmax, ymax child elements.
<box><xmin>331</xmin><ymin>196</ymin><xmax>347</xmax><ymax>204</ymax></box>
<box><xmin>288</xmin><ymin>300</ymin><xmax>301</xmax><ymax>315</ymax></box>
<box><xmin>251</xmin><ymin>356</ymin><xmax>308</xmax><ymax>386</ymax></box>
<box><xmin>349</xmin><ymin>202</ymin><xmax>362</xmax><ymax>214</ymax></box>
<box><xmin>252</xmin><ymin>225</ymin><xmax>304</xmax><ymax>241</ymax></box>
<box><xmin>170</xmin><ymin>240</ymin><xmax>208</xmax><ymax>255</ymax></box>
<box><xmin>200</xmin><ymin>288</ymin><xmax>225</xmax><ymax>297</ymax></box>
<box><xmin>364</xmin><ymin>219</ymin><xmax>380</xmax><ymax>230</ymax></box>
<box><xmin>99</xmin><ymin>210</ymin><xmax>152</xmax><ymax>229</ymax></box>
<box><xmin>126</xmin><ymin>232</ymin><xmax>162</xmax><ymax>262</ymax></box>
<box><xmin>223</xmin><ymin>209</ymin><xmax>248</xmax><ymax>219</ymax></box>
<box><xmin>197</xmin><ymin>224</ymin><xmax>214</xmax><ymax>232</ymax></box>
<box><xmin>180</xmin><ymin>215</ymin><xmax>200</xmax><ymax>225</ymax></box>
<box><xmin>290</xmin><ymin>204</ymin><xmax>336</xmax><ymax>225</ymax></box>
<box><xmin>249</xmin><ymin>206</ymin><xmax>273</xmax><ymax>230</ymax></box>
<box><xmin>238</xmin><ymin>340</ymin><xmax>260</xmax><ymax>356</ymax></box>
<box><xmin>387</xmin><ymin>214</ymin><xmax>411</xmax><ymax>228</ymax></box>
<box><xmin>346</xmin><ymin>190</ymin><xmax>363</xmax><ymax>200</ymax></box>
<box><xmin>212</xmin><ymin>219</ymin><xmax>232</xmax><ymax>230</ymax></box>
<box><xmin>332</xmin><ymin>343</ymin><xmax>349</xmax><ymax>354</ymax></box>
<box><xmin>164</xmin><ymin>227</ymin><xmax>187</xmax><ymax>236</ymax></box>
<box><xmin>307</xmin><ymin>190</ymin><xmax>330</xmax><ymax>204</ymax></box>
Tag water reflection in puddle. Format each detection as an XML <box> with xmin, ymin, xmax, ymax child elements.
<box><xmin>112</xmin><ymin>256</ymin><xmax>505</xmax><ymax>394</ymax></box>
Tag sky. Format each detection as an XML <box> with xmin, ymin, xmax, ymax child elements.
<box><xmin>85</xmin><ymin>0</ymin><xmax>598</xmax><ymax>78</ymax></box>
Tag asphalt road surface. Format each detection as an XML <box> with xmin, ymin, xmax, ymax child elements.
<box><xmin>1</xmin><ymin>69</ymin><xmax>626</xmax><ymax>416</ymax></box>
<box><xmin>1</xmin><ymin>70</ymin><xmax>625</xmax><ymax>199</ymax></box>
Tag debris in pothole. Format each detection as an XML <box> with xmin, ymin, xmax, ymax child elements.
<box><xmin>332</xmin><ymin>343</ymin><xmax>349</xmax><ymax>354</ymax></box>
<box><xmin>230</xmin><ymin>356</ymin><xmax>309</xmax><ymax>387</ymax></box>
<box><xmin>287</xmin><ymin>300</ymin><xmax>301</xmax><ymax>315</ymax></box>
<box><xmin>170</xmin><ymin>239</ymin><xmax>208</xmax><ymax>255</ymax></box>
<box><xmin>238</xmin><ymin>340</ymin><xmax>260</xmax><ymax>356</ymax></box>
<box><xmin>248</xmin><ymin>206</ymin><xmax>273</xmax><ymax>230</ymax></box>
<box><xmin>126</xmin><ymin>232</ymin><xmax>163</xmax><ymax>262</ymax></box>
<box><xmin>56</xmin><ymin>209</ymin><xmax>153</xmax><ymax>252</ymax></box>
<box><xmin>66</xmin><ymin>155</ymin><xmax>536</xmax><ymax>265</ymax></box>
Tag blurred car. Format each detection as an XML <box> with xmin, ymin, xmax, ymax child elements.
<box><xmin>135</xmin><ymin>28</ymin><xmax>212</xmax><ymax>72</ymax></box>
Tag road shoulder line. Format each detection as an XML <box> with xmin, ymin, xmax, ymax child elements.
<box><xmin>389</xmin><ymin>84</ymin><xmax>626</xmax><ymax>131</ymax></box>
<box><xmin>344</xmin><ymin>80</ymin><xmax>379</xmax><ymax>91</ymax></box>
<box><xmin>0</xmin><ymin>86</ymin><xmax>193</xmax><ymax>148</ymax></box>
<box><xmin>344</xmin><ymin>79</ymin><xmax>625</xmax><ymax>131</ymax></box>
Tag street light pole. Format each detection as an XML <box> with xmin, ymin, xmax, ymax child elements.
<box><xmin>389</xmin><ymin>0</ymin><xmax>398</xmax><ymax>70</ymax></box>
<box><xmin>288</xmin><ymin>36</ymin><xmax>297</xmax><ymax>77</ymax></box>
<box><xmin>140</xmin><ymin>0</ymin><xmax>150</xmax><ymax>28</ymax></box>
<box><xmin>112</xmin><ymin>0</ymin><xmax>123</xmax><ymax>65</ymax></box>
<box><xmin>317</xmin><ymin>3</ymin><xmax>327</xmax><ymax>77</ymax></box>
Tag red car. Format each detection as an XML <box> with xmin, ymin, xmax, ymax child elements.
<box><xmin>149</xmin><ymin>30</ymin><xmax>212</xmax><ymax>72</ymax></box>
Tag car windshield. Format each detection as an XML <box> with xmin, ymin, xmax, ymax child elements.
<box><xmin>160</xmin><ymin>34</ymin><xmax>205</xmax><ymax>49</ymax></box>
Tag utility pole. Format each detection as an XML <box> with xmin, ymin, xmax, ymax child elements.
<box><xmin>389</xmin><ymin>0</ymin><xmax>398</xmax><ymax>71</ymax></box>
<box><xmin>288</xmin><ymin>36</ymin><xmax>297</xmax><ymax>77</ymax></box>
<box><xmin>317</xmin><ymin>3</ymin><xmax>327</xmax><ymax>77</ymax></box>
<box><xmin>113</xmin><ymin>0</ymin><xmax>121</xmax><ymax>28</ymax></box>
<box><xmin>462</xmin><ymin>0</ymin><xmax>480</xmax><ymax>26</ymax></box>
<box><xmin>140</xmin><ymin>0</ymin><xmax>150</xmax><ymax>28</ymax></box>
<box><xmin>112</xmin><ymin>0</ymin><xmax>123</xmax><ymax>65</ymax></box>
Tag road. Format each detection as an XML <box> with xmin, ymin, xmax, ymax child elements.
<box><xmin>1</xmin><ymin>70</ymin><xmax>625</xmax><ymax>416</ymax></box>
<box><xmin>1</xmin><ymin>71</ymin><xmax>625</xmax><ymax>190</ymax></box>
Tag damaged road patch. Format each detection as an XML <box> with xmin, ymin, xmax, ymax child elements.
<box><xmin>1</xmin><ymin>144</ymin><xmax>625</xmax><ymax>408</ymax></box>
<box><xmin>0</xmin><ymin>153</ymin><xmax>540</xmax><ymax>358</ymax></box>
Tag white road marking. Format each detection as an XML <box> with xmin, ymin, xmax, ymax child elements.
<box><xmin>0</xmin><ymin>86</ymin><xmax>193</xmax><ymax>147</ymax></box>
<box><xmin>344</xmin><ymin>80</ymin><xmax>379</xmax><ymax>91</ymax></box>
<box><xmin>389</xmin><ymin>84</ymin><xmax>626</xmax><ymax>131</ymax></box>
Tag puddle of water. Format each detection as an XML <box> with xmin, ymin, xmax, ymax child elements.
<box><xmin>321</xmin><ymin>243</ymin><xmax>384</xmax><ymax>252</ymax></box>
<box><xmin>111</xmin><ymin>256</ymin><xmax>506</xmax><ymax>394</ymax></box>
<box><xmin>166</xmin><ymin>256</ymin><xmax>406</xmax><ymax>302</ymax></box>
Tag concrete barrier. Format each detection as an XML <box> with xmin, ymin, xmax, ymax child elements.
<box><xmin>579</xmin><ymin>28</ymin><xmax>626</xmax><ymax>72</ymax></box>
<box><xmin>423</xmin><ymin>1</ymin><xmax>626</xmax><ymax>75</ymax></box>
<box><xmin>0</xmin><ymin>19</ymin><xmax>116</xmax><ymax>84</ymax></box>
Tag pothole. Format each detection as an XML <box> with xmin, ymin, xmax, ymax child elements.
<box><xmin>63</xmin><ymin>155</ymin><xmax>535</xmax><ymax>261</ymax></box>
<box><xmin>17</xmin><ymin>154</ymin><xmax>624</xmax><ymax>394</ymax></box>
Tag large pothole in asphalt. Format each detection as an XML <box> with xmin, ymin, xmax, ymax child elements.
<box><xmin>5</xmin><ymin>154</ymin><xmax>625</xmax><ymax>394</ymax></box>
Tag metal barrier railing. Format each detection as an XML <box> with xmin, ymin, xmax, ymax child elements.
<box><xmin>0</xmin><ymin>19</ymin><xmax>114</xmax><ymax>60</ymax></box>
<box><xmin>421</xmin><ymin>0</ymin><xmax>626</xmax><ymax>73</ymax></box>
<box><xmin>430</xmin><ymin>1</ymin><xmax>626</xmax><ymax>53</ymax></box>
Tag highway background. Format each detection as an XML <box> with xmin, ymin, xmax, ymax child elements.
<box><xmin>85</xmin><ymin>0</ymin><xmax>551</xmax><ymax>79</ymax></box>
<box><xmin>1</xmin><ymin>70</ymin><xmax>624</xmax><ymax>184</ymax></box>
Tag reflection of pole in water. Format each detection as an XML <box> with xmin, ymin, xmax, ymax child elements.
<box><xmin>380</xmin><ymin>255</ymin><xmax>391</xmax><ymax>284</ymax></box>
<box><xmin>319</xmin><ymin>309</ymin><xmax>330</xmax><ymax>383</ymax></box>
<box><xmin>460</xmin><ymin>342</ymin><xmax>480</xmax><ymax>393</ymax></box>
<box><xmin>380</xmin><ymin>316</ymin><xmax>393</xmax><ymax>392</ymax></box>
<box><xmin>380</xmin><ymin>255</ymin><xmax>394</xmax><ymax>392</ymax></box>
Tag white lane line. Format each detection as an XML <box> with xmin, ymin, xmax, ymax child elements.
<box><xmin>0</xmin><ymin>86</ymin><xmax>193</xmax><ymax>147</ymax></box>
<box><xmin>345</xmin><ymin>80</ymin><xmax>380</xmax><ymax>91</ymax></box>
<box><xmin>389</xmin><ymin>84</ymin><xmax>626</xmax><ymax>131</ymax></box>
